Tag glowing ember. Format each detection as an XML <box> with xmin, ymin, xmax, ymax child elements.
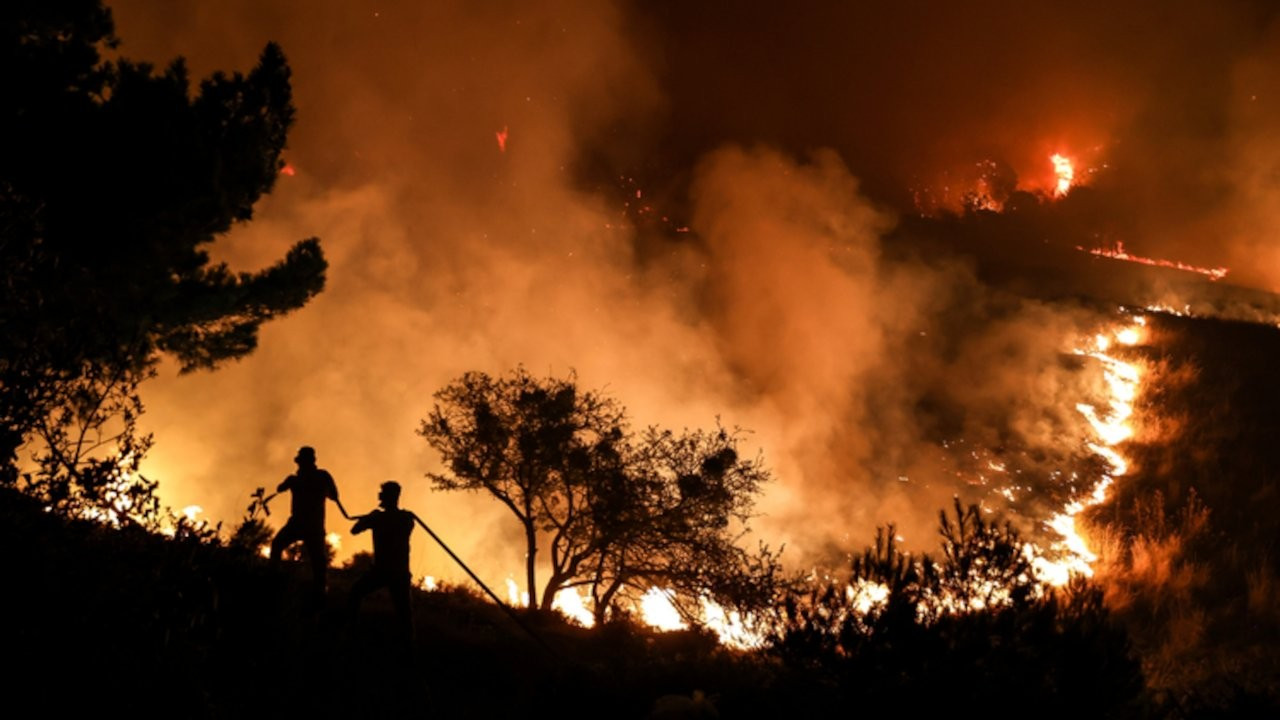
<box><xmin>639</xmin><ymin>587</ymin><xmax>687</xmax><ymax>631</ymax></box>
<box><xmin>280</xmin><ymin>163</ymin><xmax>296</xmax><ymax>177</ymax></box>
<box><xmin>495</xmin><ymin>125</ymin><xmax>509</xmax><ymax>153</ymax></box>
<box><xmin>1083</xmin><ymin>241</ymin><xmax>1229</xmax><ymax>281</ymax></box>
<box><xmin>1050</xmin><ymin>153</ymin><xmax>1074</xmax><ymax>196</ymax></box>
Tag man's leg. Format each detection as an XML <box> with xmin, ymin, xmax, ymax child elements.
<box><xmin>269</xmin><ymin>521</ymin><xmax>301</xmax><ymax>564</ymax></box>
<box><xmin>347</xmin><ymin>569</ymin><xmax>385</xmax><ymax>619</ymax></box>
<box><xmin>390</xmin><ymin>571</ymin><xmax>413</xmax><ymax>636</ymax></box>
<box><xmin>390</xmin><ymin>570</ymin><xmax>414</xmax><ymax>657</ymax></box>
<box><xmin>303</xmin><ymin>531</ymin><xmax>328</xmax><ymax>601</ymax></box>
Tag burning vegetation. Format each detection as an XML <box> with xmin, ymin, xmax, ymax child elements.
<box><xmin>6</xmin><ymin>0</ymin><xmax>1280</xmax><ymax>716</ymax></box>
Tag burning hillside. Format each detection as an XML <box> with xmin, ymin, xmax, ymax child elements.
<box><xmin>76</xmin><ymin>0</ymin><xmax>1273</xmax><ymax>582</ymax></box>
<box><xmin>8</xmin><ymin>0</ymin><xmax>1280</xmax><ymax>712</ymax></box>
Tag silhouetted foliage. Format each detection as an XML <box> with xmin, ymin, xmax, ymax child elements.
<box><xmin>0</xmin><ymin>480</ymin><xmax>1226</xmax><ymax>717</ymax></box>
<box><xmin>585</xmin><ymin>425</ymin><xmax>784</xmax><ymax>624</ymax></box>
<box><xmin>420</xmin><ymin>367</ymin><xmax>782</xmax><ymax>623</ymax></box>
<box><xmin>933</xmin><ymin>499</ymin><xmax>1037</xmax><ymax>615</ymax></box>
<box><xmin>422</xmin><ymin>368</ymin><xmax>626</xmax><ymax>610</ymax></box>
<box><xmin>13</xmin><ymin>362</ymin><xmax>164</xmax><ymax>526</ymax></box>
<box><xmin>0</xmin><ymin>2</ymin><xmax>326</xmax><ymax>505</ymax></box>
<box><xmin>2</xmin><ymin>480</ymin><xmax>775</xmax><ymax>716</ymax></box>
<box><xmin>774</xmin><ymin>500</ymin><xmax>1145</xmax><ymax>714</ymax></box>
<box><xmin>229</xmin><ymin>486</ymin><xmax>275</xmax><ymax>555</ymax></box>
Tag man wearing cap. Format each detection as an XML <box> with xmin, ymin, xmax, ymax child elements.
<box><xmin>270</xmin><ymin>445</ymin><xmax>349</xmax><ymax>600</ymax></box>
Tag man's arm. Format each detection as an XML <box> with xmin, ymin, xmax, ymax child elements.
<box><xmin>323</xmin><ymin>471</ymin><xmax>351</xmax><ymax>519</ymax></box>
<box><xmin>351</xmin><ymin>511</ymin><xmax>375</xmax><ymax>535</ymax></box>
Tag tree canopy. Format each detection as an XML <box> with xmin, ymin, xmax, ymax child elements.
<box><xmin>420</xmin><ymin>368</ymin><xmax>782</xmax><ymax>623</ymax></box>
<box><xmin>0</xmin><ymin>2</ymin><xmax>326</xmax><ymax>514</ymax></box>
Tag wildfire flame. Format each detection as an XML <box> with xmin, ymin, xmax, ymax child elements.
<box><xmin>505</xmin><ymin>577</ymin><xmax>529</xmax><ymax>607</ymax></box>
<box><xmin>551</xmin><ymin>587</ymin><xmax>595</xmax><ymax>627</ymax></box>
<box><xmin>1083</xmin><ymin>241</ymin><xmax>1229</xmax><ymax>281</ymax></box>
<box><xmin>1050</xmin><ymin>153</ymin><xmax>1074</xmax><ymax>196</ymax></box>
<box><xmin>701</xmin><ymin>598</ymin><xmax>765</xmax><ymax>649</ymax></box>
<box><xmin>639</xmin><ymin>587</ymin><xmax>687</xmax><ymax>631</ymax></box>
<box><xmin>847</xmin><ymin>578</ymin><xmax>891</xmax><ymax>616</ymax></box>
<box><xmin>495</xmin><ymin>125</ymin><xmax>509</xmax><ymax>153</ymax></box>
<box><xmin>1032</xmin><ymin>315</ymin><xmax>1146</xmax><ymax>586</ymax></box>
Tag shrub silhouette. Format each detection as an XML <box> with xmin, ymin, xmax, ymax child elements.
<box><xmin>774</xmin><ymin>500</ymin><xmax>1144</xmax><ymax>714</ymax></box>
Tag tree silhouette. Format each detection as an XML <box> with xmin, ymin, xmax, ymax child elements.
<box><xmin>22</xmin><ymin>363</ymin><xmax>159</xmax><ymax>527</ymax></box>
<box><xmin>0</xmin><ymin>2</ymin><xmax>327</xmax><ymax>508</ymax></box>
<box><xmin>584</xmin><ymin>425</ymin><xmax>782</xmax><ymax>624</ymax></box>
<box><xmin>421</xmin><ymin>368</ymin><xmax>625</xmax><ymax>610</ymax></box>
<box><xmin>420</xmin><ymin>368</ymin><xmax>781</xmax><ymax>622</ymax></box>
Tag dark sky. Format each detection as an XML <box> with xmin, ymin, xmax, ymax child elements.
<box><xmin>625</xmin><ymin>1</ymin><xmax>1280</xmax><ymax>274</ymax></box>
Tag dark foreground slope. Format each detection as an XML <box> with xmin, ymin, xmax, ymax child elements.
<box><xmin>0</xmin><ymin>487</ymin><xmax>775</xmax><ymax>718</ymax></box>
<box><xmin>0</xmin><ymin>485</ymin><xmax>1154</xmax><ymax>719</ymax></box>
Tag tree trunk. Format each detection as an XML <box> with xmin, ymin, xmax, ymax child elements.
<box><xmin>524</xmin><ymin>519</ymin><xmax>538</xmax><ymax>609</ymax></box>
<box><xmin>595</xmin><ymin>579</ymin><xmax>623</xmax><ymax>626</ymax></box>
<box><xmin>540</xmin><ymin>574</ymin><xmax>561</xmax><ymax>612</ymax></box>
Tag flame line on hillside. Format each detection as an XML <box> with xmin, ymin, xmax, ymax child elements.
<box><xmin>1080</xmin><ymin>242</ymin><xmax>1229</xmax><ymax>281</ymax></box>
<box><xmin>1030</xmin><ymin>315</ymin><xmax>1146</xmax><ymax>586</ymax></box>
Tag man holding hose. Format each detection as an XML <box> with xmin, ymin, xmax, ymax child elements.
<box><xmin>269</xmin><ymin>445</ymin><xmax>349</xmax><ymax>602</ymax></box>
<box><xmin>348</xmin><ymin>480</ymin><xmax>417</xmax><ymax>639</ymax></box>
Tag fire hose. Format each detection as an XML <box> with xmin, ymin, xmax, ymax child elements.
<box><xmin>410</xmin><ymin>513</ymin><xmax>556</xmax><ymax>653</ymax></box>
<box><xmin>261</xmin><ymin>490</ymin><xmax>556</xmax><ymax>653</ymax></box>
